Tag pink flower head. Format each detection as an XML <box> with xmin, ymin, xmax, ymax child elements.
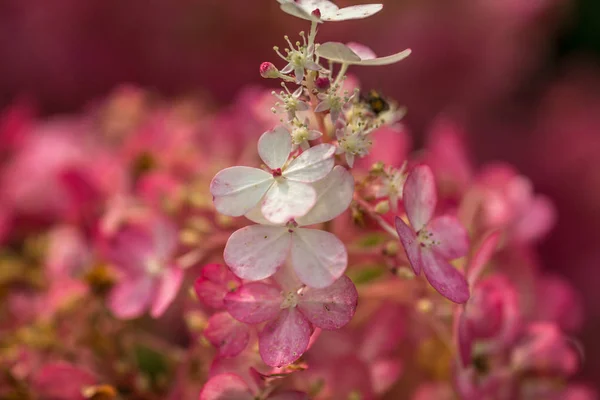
<box><xmin>199</xmin><ymin>373</ymin><xmax>308</xmax><ymax>400</ymax></box>
<box><xmin>395</xmin><ymin>165</ymin><xmax>470</xmax><ymax>303</ymax></box>
<box><xmin>194</xmin><ymin>264</ymin><xmax>248</xmax><ymax>357</ymax></box>
<box><xmin>224</xmin><ymin>268</ymin><xmax>358</xmax><ymax>367</ymax></box>
<box><xmin>457</xmin><ymin>274</ymin><xmax>520</xmax><ymax>367</ymax></box>
<box><xmin>224</xmin><ymin>166</ymin><xmax>353</xmax><ymax>288</ymax></box>
<box><xmin>210</xmin><ymin>126</ymin><xmax>335</xmax><ymax>224</ymax></box>
<box><xmin>194</xmin><ymin>264</ymin><xmax>242</xmax><ymax>310</ymax></box>
<box><xmin>102</xmin><ymin>214</ymin><xmax>183</xmax><ymax>319</ymax></box>
<box><xmin>511</xmin><ymin>322</ymin><xmax>580</xmax><ymax>377</ymax></box>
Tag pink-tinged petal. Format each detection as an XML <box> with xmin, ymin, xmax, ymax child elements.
<box><xmin>291</xmin><ymin>229</ymin><xmax>347</xmax><ymax>288</ymax></box>
<box><xmin>346</xmin><ymin>42</ymin><xmax>377</xmax><ymax>60</ymax></box>
<box><xmin>321</xmin><ymin>4</ymin><xmax>383</xmax><ymax>22</ymax></box>
<box><xmin>152</xmin><ymin>217</ymin><xmax>178</xmax><ymax>260</ymax></box>
<box><xmin>194</xmin><ymin>264</ymin><xmax>242</xmax><ymax>309</ymax></box>
<box><xmin>269</xmin><ymin>391</ymin><xmax>310</xmax><ymax>400</ymax></box>
<box><xmin>427</xmin><ymin>216</ymin><xmax>469</xmax><ymax>260</ymax></box>
<box><xmin>258</xmin><ymin>126</ymin><xmax>292</xmax><ymax>170</ymax></box>
<box><xmin>512</xmin><ymin>195</ymin><xmax>556</xmax><ymax>243</ymax></box>
<box><xmin>210</xmin><ymin>166</ymin><xmax>273</xmax><ymax>217</ymax></box>
<box><xmin>259</xmin><ymin>308</ymin><xmax>311</xmax><ymax>367</ymax></box>
<box><xmin>204</xmin><ymin>312</ymin><xmax>250</xmax><ymax>358</ymax></box>
<box><xmin>32</xmin><ymin>362</ymin><xmax>96</xmax><ymax>400</ymax></box>
<box><xmin>298</xmin><ymin>275</ymin><xmax>357</xmax><ymax>330</ymax></box>
<box><xmin>370</xmin><ymin>358</ymin><xmax>403</xmax><ymax>395</ymax></box>
<box><xmin>283</xmin><ymin>144</ymin><xmax>336</xmax><ymax>183</ymax></box>
<box><xmin>261</xmin><ymin>180</ymin><xmax>316</xmax><ymax>224</ymax></box>
<box><xmin>244</xmin><ymin>202</ymin><xmax>276</xmax><ymax>225</ymax></box>
<box><xmin>108</xmin><ymin>275</ymin><xmax>155</xmax><ymax>319</ymax></box>
<box><xmin>535</xmin><ymin>275</ymin><xmax>584</xmax><ymax>333</ymax></box>
<box><xmin>224</xmin><ymin>225</ymin><xmax>291</xmax><ymax>281</ymax></box>
<box><xmin>467</xmin><ymin>232</ymin><xmax>500</xmax><ymax>286</ymax></box>
<box><xmin>296</xmin><ymin>166</ymin><xmax>354</xmax><ymax>226</ymax></box>
<box><xmin>224</xmin><ymin>282</ymin><xmax>282</xmax><ymax>324</ymax></box>
<box><xmin>102</xmin><ymin>224</ymin><xmax>154</xmax><ymax>274</ymax></box>
<box><xmin>199</xmin><ymin>373</ymin><xmax>253</xmax><ymax>400</ymax></box>
<box><xmin>359</xmin><ymin>303</ymin><xmax>405</xmax><ymax>360</ymax></box>
<box><xmin>421</xmin><ymin>249</ymin><xmax>469</xmax><ymax>304</ymax></box>
<box><xmin>395</xmin><ymin>217</ymin><xmax>422</xmax><ymax>275</ymax></box>
<box><xmin>403</xmin><ymin>165</ymin><xmax>437</xmax><ymax>231</ymax></box>
<box><xmin>150</xmin><ymin>265</ymin><xmax>184</xmax><ymax>318</ymax></box>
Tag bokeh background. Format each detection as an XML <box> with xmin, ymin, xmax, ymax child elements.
<box><xmin>1</xmin><ymin>0</ymin><xmax>599</xmax><ymax>388</ymax></box>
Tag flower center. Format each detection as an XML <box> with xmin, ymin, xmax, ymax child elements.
<box><xmin>145</xmin><ymin>258</ymin><xmax>163</xmax><ymax>276</ymax></box>
<box><xmin>281</xmin><ymin>290</ymin><xmax>299</xmax><ymax>309</ymax></box>
<box><xmin>417</xmin><ymin>229</ymin><xmax>438</xmax><ymax>248</ymax></box>
<box><xmin>272</xmin><ymin>168</ymin><xmax>283</xmax><ymax>177</ymax></box>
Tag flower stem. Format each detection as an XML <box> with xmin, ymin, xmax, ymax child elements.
<box><xmin>353</xmin><ymin>194</ymin><xmax>399</xmax><ymax>239</ymax></box>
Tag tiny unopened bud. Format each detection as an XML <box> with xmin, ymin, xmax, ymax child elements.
<box><xmin>260</xmin><ymin>62</ymin><xmax>279</xmax><ymax>79</ymax></box>
<box><xmin>315</xmin><ymin>77</ymin><xmax>331</xmax><ymax>91</ymax></box>
<box><xmin>396</xmin><ymin>266</ymin><xmax>415</xmax><ymax>279</ymax></box>
<box><xmin>383</xmin><ymin>241</ymin><xmax>399</xmax><ymax>257</ymax></box>
<box><xmin>374</xmin><ymin>200</ymin><xmax>390</xmax><ymax>214</ymax></box>
<box><xmin>311</xmin><ymin>8</ymin><xmax>322</xmax><ymax>18</ymax></box>
<box><xmin>416</xmin><ymin>298</ymin><xmax>434</xmax><ymax>314</ymax></box>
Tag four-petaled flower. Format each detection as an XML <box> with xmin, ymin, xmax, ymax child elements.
<box><xmin>210</xmin><ymin>126</ymin><xmax>335</xmax><ymax>224</ymax></box>
<box><xmin>277</xmin><ymin>0</ymin><xmax>383</xmax><ymax>23</ymax></box>
<box><xmin>224</xmin><ymin>166</ymin><xmax>354</xmax><ymax>288</ymax></box>
<box><xmin>224</xmin><ymin>267</ymin><xmax>358</xmax><ymax>367</ymax></box>
<box><xmin>102</xmin><ymin>215</ymin><xmax>183</xmax><ymax>319</ymax></box>
<box><xmin>394</xmin><ymin>165</ymin><xmax>470</xmax><ymax>303</ymax></box>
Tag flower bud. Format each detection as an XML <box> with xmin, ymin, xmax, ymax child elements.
<box><xmin>259</xmin><ymin>62</ymin><xmax>279</xmax><ymax>79</ymax></box>
<box><xmin>315</xmin><ymin>77</ymin><xmax>331</xmax><ymax>91</ymax></box>
<box><xmin>374</xmin><ymin>200</ymin><xmax>390</xmax><ymax>214</ymax></box>
<box><xmin>311</xmin><ymin>8</ymin><xmax>322</xmax><ymax>19</ymax></box>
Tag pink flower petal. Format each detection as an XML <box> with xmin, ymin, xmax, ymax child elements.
<box><xmin>210</xmin><ymin>166</ymin><xmax>273</xmax><ymax>217</ymax></box>
<box><xmin>421</xmin><ymin>249</ymin><xmax>469</xmax><ymax>303</ymax></box>
<box><xmin>108</xmin><ymin>275</ymin><xmax>155</xmax><ymax>319</ymax></box>
<box><xmin>150</xmin><ymin>265</ymin><xmax>184</xmax><ymax>318</ymax></box>
<box><xmin>283</xmin><ymin>144</ymin><xmax>335</xmax><ymax>183</ymax></box>
<box><xmin>261</xmin><ymin>180</ymin><xmax>317</xmax><ymax>224</ymax></box>
<box><xmin>194</xmin><ymin>264</ymin><xmax>242</xmax><ymax>309</ymax></box>
<box><xmin>102</xmin><ymin>224</ymin><xmax>154</xmax><ymax>274</ymax></box>
<box><xmin>224</xmin><ymin>282</ymin><xmax>282</xmax><ymax>324</ymax></box>
<box><xmin>426</xmin><ymin>215</ymin><xmax>469</xmax><ymax>260</ymax></box>
<box><xmin>259</xmin><ymin>308</ymin><xmax>312</xmax><ymax>367</ymax></box>
<box><xmin>204</xmin><ymin>312</ymin><xmax>250</xmax><ymax>358</ymax></box>
<box><xmin>33</xmin><ymin>362</ymin><xmax>96</xmax><ymax>400</ymax></box>
<box><xmin>224</xmin><ymin>225</ymin><xmax>291</xmax><ymax>281</ymax></box>
<box><xmin>296</xmin><ymin>166</ymin><xmax>354</xmax><ymax>226</ymax></box>
<box><xmin>298</xmin><ymin>275</ymin><xmax>357</xmax><ymax>330</ymax></box>
<box><xmin>512</xmin><ymin>195</ymin><xmax>556</xmax><ymax>243</ymax></box>
<box><xmin>370</xmin><ymin>358</ymin><xmax>403</xmax><ymax>395</ymax></box>
<box><xmin>403</xmin><ymin>165</ymin><xmax>437</xmax><ymax>231</ymax></box>
<box><xmin>199</xmin><ymin>373</ymin><xmax>253</xmax><ymax>400</ymax></box>
<box><xmin>466</xmin><ymin>231</ymin><xmax>500</xmax><ymax>286</ymax></box>
<box><xmin>258</xmin><ymin>126</ymin><xmax>292</xmax><ymax>170</ymax></box>
<box><xmin>291</xmin><ymin>229</ymin><xmax>347</xmax><ymax>288</ymax></box>
<box><xmin>395</xmin><ymin>216</ymin><xmax>422</xmax><ymax>275</ymax></box>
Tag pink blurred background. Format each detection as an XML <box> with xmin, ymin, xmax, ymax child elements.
<box><xmin>1</xmin><ymin>0</ymin><xmax>599</xmax><ymax>387</ymax></box>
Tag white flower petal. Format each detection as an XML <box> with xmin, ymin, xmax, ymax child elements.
<box><xmin>315</xmin><ymin>42</ymin><xmax>361</xmax><ymax>64</ymax></box>
<box><xmin>262</xmin><ymin>180</ymin><xmax>317</xmax><ymax>224</ymax></box>
<box><xmin>244</xmin><ymin>203</ymin><xmax>279</xmax><ymax>225</ymax></box>
<box><xmin>224</xmin><ymin>225</ymin><xmax>291</xmax><ymax>281</ymax></box>
<box><xmin>321</xmin><ymin>4</ymin><xmax>383</xmax><ymax>21</ymax></box>
<box><xmin>353</xmin><ymin>49</ymin><xmax>412</xmax><ymax>66</ymax></box>
<box><xmin>317</xmin><ymin>42</ymin><xmax>411</xmax><ymax>66</ymax></box>
<box><xmin>284</xmin><ymin>144</ymin><xmax>335</xmax><ymax>183</ymax></box>
<box><xmin>291</xmin><ymin>228</ymin><xmax>347</xmax><ymax>288</ymax></box>
<box><xmin>210</xmin><ymin>167</ymin><xmax>273</xmax><ymax>217</ymax></box>
<box><xmin>258</xmin><ymin>126</ymin><xmax>292</xmax><ymax>170</ymax></box>
<box><xmin>296</xmin><ymin>166</ymin><xmax>354</xmax><ymax>226</ymax></box>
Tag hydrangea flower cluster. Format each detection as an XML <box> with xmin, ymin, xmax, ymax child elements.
<box><xmin>0</xmin><ymin>1</ymin><xmax>595</xmax><ymax>400</ymax></box>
